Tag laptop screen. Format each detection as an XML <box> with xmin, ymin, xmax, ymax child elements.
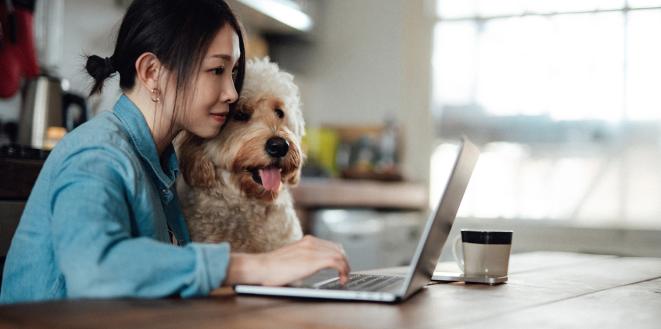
<box><xmin>400</xmin><ymin>138</ymin><xmax>479</xmax><ymax>298</ymax></box>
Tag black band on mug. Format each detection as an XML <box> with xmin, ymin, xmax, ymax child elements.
<box><xmin>461</xmin><ymin>230</ymin><xmax>512</xmax><ymax>245</ymax></box>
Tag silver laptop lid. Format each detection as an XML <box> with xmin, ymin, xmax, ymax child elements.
<box><xmin>399</xmin><ymin>138</ymin><xmax>479</xmax><ymax>299</ymax></box>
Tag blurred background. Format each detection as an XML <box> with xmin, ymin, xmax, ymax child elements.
<box><xmin>1</xmin><ymin>0</ymin><xmax>660</xmax><ymax>273</ymax></box>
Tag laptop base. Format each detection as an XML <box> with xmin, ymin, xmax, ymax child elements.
<box><xmin>233</xmin><ymin>285</ymin><xmax>401</xmax><ymax>303</ymax></box>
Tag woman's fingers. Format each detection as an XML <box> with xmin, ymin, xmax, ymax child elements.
<box><xmin>327</xmin><ymin>253</ymin><xmax>350</xmax><ymax>285</ymax></box>
<box><xmin>238</xmin><ymin>236</ymin><xmax>351</xmax><ymax>287</ymax></box>
<box><xmin>302</xmin><ymin>235</ymin><xmax>347</xmax><ymax>257</ymax></box>
<box><xmin>304</xmin><ymin>240</ymin><xmax>350</xmax><ymax>285</ymax></box>
<box><xmin>299</xmin><ymin>235</ymin><xmax>350</xmax><ymax>278</ymax></box>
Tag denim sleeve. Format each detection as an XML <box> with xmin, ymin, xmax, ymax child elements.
<box><xmin>49</xmin><ymin>148</ymin><xmax>230</xmax><ymax>299</ymax></box>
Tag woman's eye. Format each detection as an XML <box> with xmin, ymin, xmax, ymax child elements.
<box><xmin>231</xmin><ymin>68</ymin><xmax>238</xmax><ymax>80</ymax></box>
<box><xmin>211</xmin><ymin>67</ymin><xmax>225</xmax><ymax>75</ymax></box>
<box><xmin>275</xmin><ymin>108</ymin><xmax>285</xmax><ymax>119</ymax></box>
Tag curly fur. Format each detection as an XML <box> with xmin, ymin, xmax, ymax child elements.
<box><xmin>177</xmin><ymin>58</ymin><xmax>305</xmax><ymax>253</ymax></box>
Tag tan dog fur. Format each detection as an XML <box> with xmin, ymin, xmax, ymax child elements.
<box><xmin>176</xmin><ymin>58</ymin><xmax>304</xmax><ymax>253</ymax></box>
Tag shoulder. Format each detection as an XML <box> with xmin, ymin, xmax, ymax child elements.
<box><xmin>60</xmin><ymin>111</ymin><xmax>131</xmax><ymax>149</ymax></box>
<box><xmin>47</xmin><ymin>112</ymin><xmax>142</xmax><ymax>180</ymax></box>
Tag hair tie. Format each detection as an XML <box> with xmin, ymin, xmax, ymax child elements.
<box><xmin>104</xmin><ymin>56</ymin><xmax>116</xmax><ymax>73</ymax></box>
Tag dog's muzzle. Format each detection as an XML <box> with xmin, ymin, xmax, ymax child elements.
<box><xmin>249</xmin><ymin>166</ymin><xmax>282</xmax><ymax>192</ymax></box>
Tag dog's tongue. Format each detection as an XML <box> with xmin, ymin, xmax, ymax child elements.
<box><xmin>259</xmin><ymin>168</ymin><xmax>282</xmax><ymax>192</ymax></box>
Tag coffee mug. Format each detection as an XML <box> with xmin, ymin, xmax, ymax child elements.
<box><xmin>452</xmin><ymin>230</ymin><xmax>513</xmax><ymax>278</ymax></box>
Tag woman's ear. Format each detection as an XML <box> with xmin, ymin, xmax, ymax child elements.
<box><xmin>176</xmin><ymin>132</ymin><xmax>216</xmax><ymax>188</ymax></box>
<box><xmin>134</xmin><ymin>52</ymin><xmax>162</xmax><ymax>91</ymax></box>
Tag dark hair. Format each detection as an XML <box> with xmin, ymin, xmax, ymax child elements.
<box><xmin>85</xmin><ymin>0</ymin><xmax>246</xmax><ymax>110</ymax></box>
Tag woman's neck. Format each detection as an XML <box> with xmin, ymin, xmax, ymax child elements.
<box><xmin>125</xmin><ymin>91</ymin><xmax>179</xmax><ymax>155</ymax></box>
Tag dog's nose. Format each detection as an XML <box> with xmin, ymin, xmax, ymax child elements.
<box><xmin>265</xmin><ymin>137</ymin><xmax>289</xmax><ymax>158</ymax></box>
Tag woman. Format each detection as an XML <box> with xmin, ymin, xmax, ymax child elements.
<box><xmin>0</xmin><ymin>0</ymin><xmax>348</xmax><ymax>303</ymax></box>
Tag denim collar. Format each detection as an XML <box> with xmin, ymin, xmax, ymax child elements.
<box><xmin>113</xmin><ymin>95</ymin><xmax>179</xmax><ymax>189</ymax></box>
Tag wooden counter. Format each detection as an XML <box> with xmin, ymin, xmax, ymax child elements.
<box><xmin>291</xmin><ymin>178</ymin><xmax>428</xmax><ymax>210</ymax></box>
<box><xmin>291</xmin><ymin>178</ymin><xmax>428</xmax><ymax>233</ymax></box>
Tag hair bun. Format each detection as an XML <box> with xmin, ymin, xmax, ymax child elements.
<box><xmin>86</xmin><ymin>54</ymin><xmax>116</xmax><ymax>95</ymax></box>
<box><xmin>86</xmin><ymin>55</ymin><xmax>116</xmax><ymax>80</ymax></box>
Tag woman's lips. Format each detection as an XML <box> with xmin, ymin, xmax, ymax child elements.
<box><xmin>210</xmin><ymin>113</ymin><xmax>227</xmax><ymax>124</ymax></box>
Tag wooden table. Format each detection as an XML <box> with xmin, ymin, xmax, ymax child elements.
<box><xmin>0</xmin><ymin>252</ymin><xmax>660</xmax><ymax>329</ymax></box>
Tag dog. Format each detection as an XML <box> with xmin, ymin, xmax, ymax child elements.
<box><xmin>176</xmin><ymin>57</ymin><xmax>305</xmax><ymax>253</ymax></box>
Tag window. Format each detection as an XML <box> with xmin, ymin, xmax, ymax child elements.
<box><xmin>431</xmin><ymin>0</ymin><xmax>661</xmax><ymax>228</ymax></box>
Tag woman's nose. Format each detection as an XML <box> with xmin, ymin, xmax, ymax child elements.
<box><xmin>220</xmin><ymin>81</ymin><xmax>238</xmax><ymax>104</ymax></box>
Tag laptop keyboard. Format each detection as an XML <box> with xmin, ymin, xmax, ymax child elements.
<box><xmin>316</xmin><ymin>274</ymin><xmax>404</xmax><ymax>292</ymax></box>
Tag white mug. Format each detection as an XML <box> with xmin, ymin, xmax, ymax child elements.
<box><xmin>452</xmin><ymin>230</ymin><xmax>513</xmax><ymax>278</ymax></box>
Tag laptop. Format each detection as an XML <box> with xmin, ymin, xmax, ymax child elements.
<box><xmin>234</xmin><ymin>138</ymin><xmax>479</xmax><ymax>303</ymax></box>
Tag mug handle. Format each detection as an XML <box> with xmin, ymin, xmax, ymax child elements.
<box><xmin>451</xmin><ymin>235</ymin><xmax>464</xmax><ymax>273</ymax></box>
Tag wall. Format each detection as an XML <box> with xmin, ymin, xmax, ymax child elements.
<box><xmin>59</xmin><ymin>0</ymin><xmax>125</xmax><ymax>114</ymax></box>
<box><xmin>2</xmin><ymin>0</ymin><xmax>436</xmax><ymax>183</ymax></box>
<box><xmin>277</xmin><ymin>0</ymin><xmax>435</xmax><ymax>183</ymax></box>
<box><xmin>0</xmin><ymin>96</ymin><xmax>20</xmax><ymax>122</ymax></box>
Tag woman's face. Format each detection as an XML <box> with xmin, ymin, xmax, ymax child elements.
<box><xmin>174</xmin><ymin>24</ymin><xmax>240</xmax><ymax>138</ymax></box>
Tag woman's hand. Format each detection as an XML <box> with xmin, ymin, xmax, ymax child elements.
<box><xmin>224</xmin><ymin>235</ymin><xmax>350</xmax><ymax>286</ymax></box>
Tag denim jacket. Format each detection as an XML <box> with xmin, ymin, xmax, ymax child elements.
<box><xmin>0</xmin><ymin>95</ymin><xmax>230</xmax><ymax>303</ymax></box>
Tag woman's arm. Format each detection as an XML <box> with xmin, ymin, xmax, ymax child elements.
<box><xmin>50</xmin><ymin>148</ymin><xmax>230</xmax><ymax>298</ymax></box>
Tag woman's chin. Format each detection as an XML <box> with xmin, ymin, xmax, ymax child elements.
<box><xmin>193</xmin><ymin>126</ymin><xmax>222</xmax><ymax>139</ymax></box>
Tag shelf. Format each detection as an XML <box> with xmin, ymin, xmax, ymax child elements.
<box><xmin>291</xmin><ymin>178</ymin><xmax>428</xmax><ymax>210</ymax></box>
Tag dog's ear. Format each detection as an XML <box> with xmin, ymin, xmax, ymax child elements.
<box><xmin>177</xmin><ymin>133</ymin><xmax>216</xmax><ymax>188</ymax></box>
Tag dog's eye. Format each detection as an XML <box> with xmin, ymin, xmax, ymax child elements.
<box><xmin>231</xmin><ymin>66</ymin><xmax>240</xmax><ymax>82</ymax></box>
<box><xmin>274</xmin><ymin>108</ymin><xmax>285</xmax><ymax>119</ymax></box>
<box><xmin>232</xmin><ymin>110</ymin><xmax>251</xmax><ymax>122</ymax></box>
